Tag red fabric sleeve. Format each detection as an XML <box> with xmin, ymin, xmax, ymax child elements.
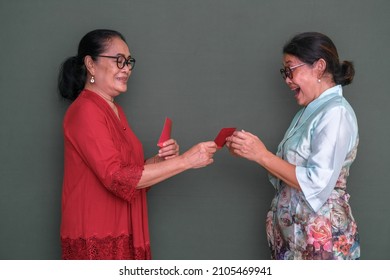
<box><xmin>64</xmin><ymin>99</ymin><xmax>144</xmax><ymax>201</ymax></box>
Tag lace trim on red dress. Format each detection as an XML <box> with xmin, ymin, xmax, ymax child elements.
<box><xmin>107</xmin><ymin>164</ymin><xmax>144</xmax><ymax>201</ymax></box>
<box><xmin>61</xmin><ymin>235</ymin><xmax>151</xmax><ymax>260</ymax></box>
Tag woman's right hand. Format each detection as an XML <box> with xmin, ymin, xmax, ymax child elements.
<box><xmin>226</xmin><ymin>130</ymin><xmax>268</xmax><ymax>164</ymax></box>
<box><xmin>182</xmin><ymin>141</ymin><xmax>217</xmax><ymax>169</ymax></box>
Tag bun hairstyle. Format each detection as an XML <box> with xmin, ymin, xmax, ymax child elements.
<box><xmin>58</xmin><ymin>29</ymin><xmax>126</xmax><ymax>101</ymax></box>
<box><xmin>283</xmin><ymin>32</ymin><xmax>355</xmax><ymax>86</ymax></box>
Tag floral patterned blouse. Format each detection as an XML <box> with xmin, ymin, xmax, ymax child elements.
<box><xmin>267</xmin><ymin>85</ymin><xmax>360</xmax><ymax>259</ymax></box>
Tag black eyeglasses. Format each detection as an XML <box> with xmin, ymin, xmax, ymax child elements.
<box><xmin>97</xmin><ymin>54</ymin><xmax>136</xmax><ymax>70</ymax></box>
<box><xmin>280</xmin><ymin>63</ymin><xmax>305</xmax><ymax>80</ymax></box>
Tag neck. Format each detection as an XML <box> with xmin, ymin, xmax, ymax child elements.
<box><xmin>319</xmin><ymin>74</ymin><xmax>337</xmax><ymax>93</ymax></box>
<box><xmin>85</xmin><ymin>86</ymin><xmax>114</xmax><ymax>103</ymax></box>
<box><xmin>319</xmin><ymin>82</ymin><xmax>337</xmax><ymax>96</ymax></box>
<box><xmin>98</xmin><ymin>93</ymin><xmax>114</xmax><ymax>103</ymax></box>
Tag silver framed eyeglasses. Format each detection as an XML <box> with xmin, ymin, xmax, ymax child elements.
<box><xmin>280</xmin><ymin>63</ymin><xmax>306</xmax><ymax>80</ymax></box>
<box><xmin>97</xmin><ymin>54</ymin><xmax>136</xmax><ymax>70</ymax></box>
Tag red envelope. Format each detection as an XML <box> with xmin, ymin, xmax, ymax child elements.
<box><xmin>214</xmin><ymin>127</ymin><xmax>236</xmax><ymax>148</ymax></box>
<box><xmin>157</xmin><ymin>117</ymin><xmax>172</xmax><ymax>147</ymax></box>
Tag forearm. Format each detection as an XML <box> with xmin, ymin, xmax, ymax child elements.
<box><xmin>137</xmin><ymin>155</ymin><xmax>189</xmax><ymax>189</ymax></box>
<box><xmin>227</xmin><ymin>130</ymin><xmax>301</xmax><ymax>190</ymax></box>
<box><xmin>258</xmin><ymin>151</ymin><xmax>301</xmax><ymax>191</ymax></box>
<box><xmin>144</xmin><ymin>154</ymin><xmax>163</xmax><ymax>165</ymax></box>
<box><xmin>138</xmin><ymin>141</ymin><xmax>217</xmax><ymax>189</ymax></box>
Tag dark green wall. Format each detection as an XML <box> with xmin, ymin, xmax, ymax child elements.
<box><xmin>1</xmin><ymin>0</ymin><xmax>389</xmax><ymax>259</ymax></box>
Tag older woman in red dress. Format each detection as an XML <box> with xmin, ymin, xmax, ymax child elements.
<box><xmin>58</xmin><ymin>29</ymin><xmax>217</xmax><ymax>259</ymax></box>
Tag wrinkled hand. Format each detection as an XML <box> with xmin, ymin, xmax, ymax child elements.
<box><xmin>158</xmin><ymin>139</ymin><xmax>180</xmax><ymax>160</ymax></box>
<box><xmin>226</xmin><ymin>130</ymin><xmax>268</xmax><ymax>163</ymax></box>
<box><xmin>183</xmin><ymin>141</ymin><xmax>218</xmax><ymax>169</ymax></box>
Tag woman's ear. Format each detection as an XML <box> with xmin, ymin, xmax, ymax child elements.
<box><xmin>315</xmin><ymin>58</ymin><xmax>327</xmax><ymax>79</ymax></box>
<box><xmin>84</xmin><ymin>55</ymin><xmax>95</xmax><ymax>76</ymax></box>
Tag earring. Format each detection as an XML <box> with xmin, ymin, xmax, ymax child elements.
<box><xmin>318</xmin><ymin>79</ymin><xmax>321</xmax><ymax>83</ymax></box>
<box><xmin>90</xmin><ymin>76</ymin><xmax>95</xmax><ymax>84</ymax></box>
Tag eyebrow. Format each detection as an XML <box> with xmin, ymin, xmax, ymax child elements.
<box><xmin>106</xmin><ymin>53</ymin><xmax>131</xmax><ymax>57</ymax></box>
<box><xmin>118</xmin><ymin>53</ymin><xmax>131</xmax><ymax>57</ymax></box>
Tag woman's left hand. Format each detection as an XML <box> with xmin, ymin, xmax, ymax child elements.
<box><xmin>226</xmin><ymin>130</ymin><xmax>268</xmax><ymax>164</ymax></box>
<box><xmin>158</xmin><ymin>139</ymin><xmax>180</xmax><ymax>160</ymax></box>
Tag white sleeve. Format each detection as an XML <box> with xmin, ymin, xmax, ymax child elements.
<box><xmin>296</xmin><ymin>106</ymin><xmax>357</xmax><ymax>212</ymax></box>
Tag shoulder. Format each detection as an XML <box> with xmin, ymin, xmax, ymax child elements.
<box><xmin>64</xmin><ymin>95</ymin><xmax>106</xmax><ymax>126</ymax></box>
<box><xmin>321</xmin><ymin>96</ymin><xmax>357</xmax><ymax>121</ymax></box>
<box><xmin>312</xmin><ymin>97</ymin><xmax>358</xmax><ymax>136</ymax></box>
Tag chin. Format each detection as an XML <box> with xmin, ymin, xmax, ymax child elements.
<box><xmin>116</xmin><ymin>87</ymin><xmax>127</xmax><ymax>93</ymax></box>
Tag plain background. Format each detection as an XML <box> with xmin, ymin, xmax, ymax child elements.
<box><xmin>0</xmin><ymin>0</ymin><xmax>389</xmax><ymax>259</ymax></box>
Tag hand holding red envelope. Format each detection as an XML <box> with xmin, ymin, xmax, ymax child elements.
<box><xmin>214</xmin><ymin>127</ymin><xmax>236</xmax><ymax>148</ymax></box>
<box><xmin>158</xmin><ymin>118</ymin><xmax>234</xmax><ymax>149</ymax></box>
<box><xmin>157</xmin><ymin>117</ymin><xmax>172</xmax><ymax>147</ymax></box>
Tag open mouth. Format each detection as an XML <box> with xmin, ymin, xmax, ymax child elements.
<box><xmin>117</xmin><ymin>77</ymin><xmax>128</xmax><ymax>83</ymax></box>
<box><xmin>291</xmin><ymin>87</ymin><xmax>300</xmax><ymax>97</ymax></box>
